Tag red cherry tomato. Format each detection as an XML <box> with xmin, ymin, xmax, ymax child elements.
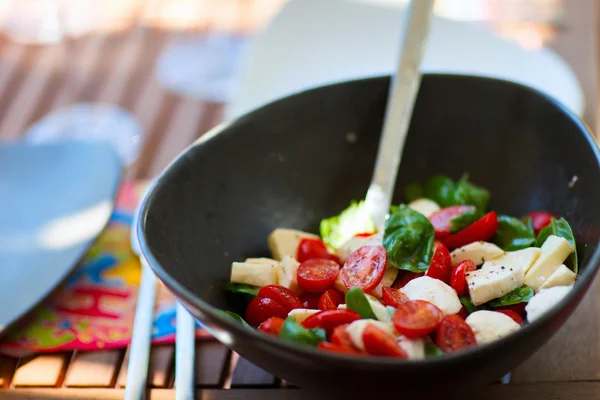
<box><xmin>392</xmin><ymin>271</ymin><xmax>424</xmax><ymax>289</ymax></box>
<box><xmin>435</xmin><ymin>314</ymin><xmax>477</xmax><ymax>353</ymax></box>
<box><xmin>381</xmin><ymin>286</ymin><xmax>409</xmax><ymax>308</ymax></box>
<box><xmin>526</xmin><ymin>211</ymin><xmax>555</xmax><ymax>236</ymax></box>
<box><xmin>258</xmin><ymin>285</ymin><xmax>302</xmax><ymax>312</ymax></box>
<box><xmin>318</xmin><ymin>289</ymin><xmax>345</xmax><ymax>310</ymax></box>
<box><xmin>497</xmin><ymin>310</ymin><xmax>523</xmax><ymax>324</ymax></box>
<box><xmin>299</xmin><ymin>292</ymin><xmax>321</xmax><ymax>309</ymax></box>
<box><xmin>297</xmin><ymin>258</ymin><xmax>340</xmax><ymax>292</ymax></box>
<box><xmin>429</xmin><ymin>205</ymin><xmax>476</xmax><ymax>239</ymax></box>
<box><xmin>450</xmin><ymin>260</ymin><xmax>476</xmax><ymax>296</ymax></box>
<box><xmin>330</xmin><ymin>324</ymin><xmax>357</xmax><ymax>351</ymax></box>
<box><xmin>245</xmin><ymin>297</ymin><xmax>288</xmax><ymax>326</ymax></box>
<box><xmin>498</xmin><ymin>302</ymin><xmax>527</xmax><ymax>317</ymax></box>
<box><xmin>457</xmin><ymin>307</ymin><xmax>469</xmax><ymax>320</ymax></box>
<box><xmin>302</xmin><ymin>309</ymin><xmax>361</xmax><ymax>332</ymax></box>
<box><xmin>342</xmin><ymin>245</ymin><xmax>387</xmax><ymax>292</ymax></box>
<box><xmin>425</xmin><ymin>242</ymin><xmax>453</xmax><ymax>284</ymax></box>
<box><xmin>362</xmin><ymin>324</ymin><xmax>407</xmax><ymax>358</ymax></box>
<box><xmin>258</xmin><ymin>317</ymin><xmax>285</xmax><ymax>335</ymax></box>
<box><xmin>297</xmin><ymin>238</ymin><xmax>340</xmax><ymax>263</ymax></box>
<box><xmin>442</xmin><ymin>211</ymin><xmax>499</xmax><ymax>249</ymax></box>
<box><xmin>392</xmin><ymin>300</ymin><xmax>444</xmax><ymax>338</ymax></box>
<box><xmin>317</xmin><ymin>342</ymin><xmax>360</xmax><ymax>355</ymax></box>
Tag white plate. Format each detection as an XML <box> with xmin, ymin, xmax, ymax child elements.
<box><xmin>0</xmin><ymin>142</ymin><xmax>121</xmax><ymax>333</ymax></box>
<box><xmin>227</xmin><ymin>0</ymin><xmax>583</xmax><ymax>119</ymax></box>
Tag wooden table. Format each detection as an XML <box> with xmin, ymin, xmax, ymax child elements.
<box><xmin>0</xmin><ymin>0</ymin><xmax>598</xmax><ymax>398</ymax></box>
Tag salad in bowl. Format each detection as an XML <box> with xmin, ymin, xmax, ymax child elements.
<box><xmin>225</xmin><ymin>174</ymin><xmax>578</xmax><ymax>359</ymax></box>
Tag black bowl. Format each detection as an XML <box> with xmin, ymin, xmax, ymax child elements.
<box><xmin>139</xmin><ymin>75</ymin><xmax>600</xmax><ymax>395</ymax></box>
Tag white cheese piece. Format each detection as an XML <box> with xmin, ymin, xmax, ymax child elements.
<box><xmin>524</xmin><ymin>235</ymin><xmax>574</xmax><ymax>290</ymax></box>
<box><xmin>277</xmin><ymin>256</ymin><xmax>301</xmax><ymax>293</ymax></box>
<box><xmin>337</xmin><ymin>304</ymin><xmax>347</xmax><ymax>309</ymax></box>
<box><xmin>333</xmin><ymin>271</ymin><xmax>349</xmax><ymax>294</ymax></box>
<box><xmin>369</xmin><ymin>266</ymin><xmax>399</xmax><ymax>299</ymax></box>
<box><xmin>336</xmin><ymin>232</ymin><xmax>383</xmax><ymax>263</ymax></box>
<box><xmin>408</xmin><ymin>198</ymin><xmax>440</xmax><ymax>218</ymax></box>
<box><xmin>346</xmin><ymin>319</ymin><xmax>396</xmax><ymax>351</ymax></box>
<box><xmin>230</xmin><ymin>260</ymin><xmax>278</xmax><ymax>287</ymax></box>
<box><xmin>397</xmin><ymin>336</ymin><xmax>426</xmax><ymax>360</ymax></box>
<box><xmin>466</xmin><ymin>264</ymin><xmax>524</xmax><ymax>306</ymax></box>
<box><xmin>450</xmin><ymin>241</ymin><xmax>504</xmax><ymax>266</ymax></box>
<box><xmin>526</xmin><ymin>285</ymin><xmax>573</xmax><ymax>323</ymax></box>
<box><xmin>539</xmin><ymin>265</ymin><xmax>577</xmax><ymax>290</ymax></box>
<box><xmin>400</xmin><ymin>276</ymin><xmax>461</xmax><ymax>315</ymax></box>
<box><xmin>267</xmin><ymin>228</ymin><xmax>318</xmax><ymax>261</ymax></box>
<box><xmin>365</xmin><ymin>294</ymin><xmax>391</xmax><ymax>322</ymax></box>
<box><xmin>466</xmin><ymin>310</ymin><xmax>520</xmax><ymax>344</ymax></box>
<box><xmin>287</xmin><ymin>308</ymin><xmax>320</xmax><ymax>324</ymax></box>
<box><xmin>482</xmin><ymin>247</ymin><xmax>541</xmax><ymax>272</ymax></box>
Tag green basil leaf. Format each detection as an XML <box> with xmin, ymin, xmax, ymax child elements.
<box><xmin>424</xmin><ymin>343</ymin><xmax>444</xmax><ymax>357</ymax></box>
<box><xmin>222</xmin><ymin>311</ymin><xmax>253</xmax><ymax>329</ymax></box>
<box><xmin>225</xmin><ymin>282</ymin><xmax>259</xmax><ymax>297</ymax></box>
<box><xmin>487</xmin><ymin>286</ymin><xmax>534</xmax><ymax>308</ymax></box>
<box><xmin>451</xmin><ymin>174</ymin><xmax>490</xmax><ymax>211</ymax></box>
<box><xmin>424</xmin><ymin>175</ymin><xmax>456</xmax><ymax>207</ymax></box>
<box><xmin>492</xmin><ymin>215</ymin><xmax>536</xmax><ymax>251</ymax></box>
<box><xmin>386</xmin><ymin>306</ymin><xmax>397</xmax><ymax>317</ymax></box>
<box><xmin>319</xmin><ymin>200</ymin><xmax>376</xmax><ymax>249</ymax></box>
<box><xmin>535</xmin><ymin>217</ymin><xmax>578</xmax><ymax>273</ymax></box>
<box><xmin>459</xmin><ymin>296</ymin><xmax>477</xmax><ymax>313</ymax></box>
<box><xmin>280</xmin><ymin>317</ymin><xmax>326</xmax><ymax>347</ymax></box>
<box><xmin>345</xmin><ymin>287</ymin><xmax>377</xmax><ymax>319</ymax></box>
<box><xmin>404</xmin><ymin>182</ymin><xmax>423</xmax><ymax>203</ymax></box>
<box><xmin>449</xmin><ymin>209</ymin><xmax>482</xmax><ymax>233</ymax></box>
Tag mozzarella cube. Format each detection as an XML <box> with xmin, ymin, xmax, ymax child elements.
<box><xmin>346</xmin><ymin>319</ymin><xmax>396</xmax><ymax>351</ymax></box>
<box><xmin>365</xmin><ymin>294</ymin><xmax>391</xmax><ymax>322</ymax></box>
<box><xmin>400</xmin><ymin>276</ymin><xmax>462</xmax><ymax>315</ymax></box>
<box><xmin>287</xmin><ymin>308</ymin><xmax>320</xmax><ymax>324</ymax></box>
<box><xmin>539</xmin><ymin>265</ymin><xmax>577</xmax><ymax>290</ymax></box>
<box><xmin>333</xmin><ymin>271</ymin><xmax>349</xmax><ymax>294</ymax></box>
<box><xmin>466</xmin><ymin>264</ymin><xmax>524</xmax><ymax>306</ymax></box>
<box><xmin>450</xmin><ymin>241</ymin><xmax>504</xmax><ymax>266</ymax></box>
<box><xmin>408</xmin><ymin>198</ymin><xmax>440</xmax><ymax>218</ymax></box>
<box><xmin>337</xmin><ymin>232</ymin><xmax>383</xmax><ymax>263</ymax></box>
<box><xmin>277</xmin><ymin>256</ymin><xmax>301</xmax><ymax>293</ymax></box>
<box><xmin>482</xmin><ymin>247</ymin><xmax>541</xmax><ymax>272</ymax></box>
<box><xmin>526</xmin><ymin>285</ymin><xmax>573</xmax><ymax>323</ymax></box>
<box><xmin>230</xmin><ymin>259</ymin><xmax>278</xmax><ymax>287</ymax></box>
<box><xmin>369</xmin><ymin>266</ymin><xmax>398</xmax><ymax>299</ymax></box>
<box><xmin>524</xmin><ymin>235</ymin><xmax>574</xmax><ymax>290</ymax></box>
<box><xmin>465</xmin><ymin>310</ymin><xmax>520</xmax><ymax>344</ymax></box>
<box><xmin>268</xmin><ymin>228</ymin><xmax>318</xmax><ymax>261</ymax></box>
<box><xmin>397</xmin><ymin>336</ymin><xmax>426</xmax><ymax>360</ymax></box>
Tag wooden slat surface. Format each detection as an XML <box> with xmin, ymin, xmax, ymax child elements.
<box><xmin>12</xmin><ymin>354</ymin><xmax>70</xmax><ymax>387</ymax></box>
<box><xmin>64</xmin><ymin>351</ymin><xmax>124</xmax><ymax>388</ymax></box>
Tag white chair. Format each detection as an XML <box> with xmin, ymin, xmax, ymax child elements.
<box><xmin>226</xmin><ymin>0</ymin><xmax>583</xmax><ymax>119</ymax></box>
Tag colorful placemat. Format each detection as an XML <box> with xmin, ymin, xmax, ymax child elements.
<box><xmin>0</xmin><ymin>181</ymin><xmax>206</xmax><ymax>354</ymax></box>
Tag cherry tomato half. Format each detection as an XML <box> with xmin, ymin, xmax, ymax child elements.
<box><xmin>497</xmin><ymin>310</ymin><xmax>523</xmax><ymax>325</ymax></box>
<box><xmin>302</xmin><ymin>309</ymin><xmax>361</xmax><ymax>332</ymax></box>
<box><xmin>457</xmin><ymin>307</ymin><xmax>469</xmax><ymax>320</ymax></box>
<box><xmin>498</xmin><ymin>302</ymin><xmax>527</xmax><ymax>318</ymax></box>
<box><xmin>342</xmin><ymin>245</ymin><xmax>387</xmax><ymax>292</ymax></box>
<box><xmin>392</xmin><ymin>271</ymin><xmax>424</xmax><ymax>289</ymax></box>
<box><xmin>381</xmin><ymin>287</ymin><xmax>409</xmax><ymax>308</ymax></box>
<box><xmin>425</xmin><ymin>242</ymin><xmax>453</xmax><ymax>284</ymax></box>
<box><xmin>362</xmin><ymin>324</ymin><xmax>407</xmax><ymax>358</ymax></box>
<box><xmin>258</xmin><ymin>317</ymin><xmax>285</xmax><ymax>335</ymax></box>
<box><xmin>442</xmin><ymin>211</ymin><xmax>499</xmax><ymax>249</ymax></box>
<box><xmin>297</xmin><ymin>258</ymin><xmax>341</xmax><ymax>292</ymax></box>
<box><xmin>330</xmin><ymin>324</ymin><xmax>357</xmax><ymax>351</ymax></box>
<box><xmin>526</xmin><ymin>211</ymin><xmax>555</xmax><ymax>236</ymax></box>
<box><xmin>450</xmin><ymin>259</ymin><xmax>476</xmax><ymax>296</ymax></box>
<box><xmin>429</xmin><ymin>205</ymin><xmax>476</xmax><ymax>239</ymax></box>
<box><xmin>258</xmin><ymin>285</ymin><xmax>302</xmax><ymax>312</ymax></box>
<box><xmin>299</xmin><ymin>292</ymin><xmax>321</xmax><ymax>309</ymax></box>
<box><xmin>317</xmin><ymin>342</ymin><xmax>360</xmax><ymax>355</ymax></box>
<box><xmin>245</xmin><ymin>297</ymin><xmax>288</xmax><ymax>327</ymax></box>
<box><xmin>435</xmin><ymin>314</ymin><xmax>477</xmax><ymax>353</ymax></box>
<box><xmin>392</xmin><ymin>300</ymin><xmax>443</xmax><ymax>338</ymax></box>
<box><xmin>297</xmin><ymin>238</ymin><xmax>340</xmax><ymax>264</ymax></box>
<box><xmin>318</xmin><ymin>289</ymin><xmax>345</xmax><ymax>310</ymax></box>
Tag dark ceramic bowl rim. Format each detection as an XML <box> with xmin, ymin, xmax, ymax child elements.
<box><xmin>138</xmin><ymin>73</ymin><xmax>600</xmax><ymax>368</ymax></box>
